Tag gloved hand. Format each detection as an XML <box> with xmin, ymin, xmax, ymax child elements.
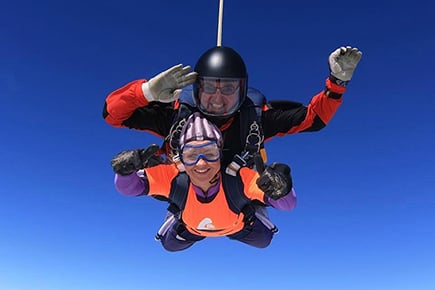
<box><xmin>111</xmin><ymin>144</ymin><xmax>161</xmax><ymax>176</ymax></box>
<box><xmin>328</xmin><ymin>46</ymin><xmax>362</xmax><ymax>85</ymax></box>
<box><xmin>146</xmin><ymin>64</ymin><xmax>198</xmax><ymax>103</ymax></box>
<box><xmin>256</xmin><ymin>162</ymin><xmax>292</xmax><ymax>200</ymax></box>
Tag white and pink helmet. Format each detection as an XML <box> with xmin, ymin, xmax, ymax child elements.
<box><xmin>178</xmin><ymin>112</ymin><xmax>223</xmax><ymax>150</ymax></box>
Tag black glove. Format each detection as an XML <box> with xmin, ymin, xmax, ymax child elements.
<box><xmin>256</xmin><ymin>162</ymin><xmax>292</xmax><ymax>200</ymax></box>
<box><xmin>111</xmin><ymin>144</ymin><xmax>161</xmax><ymax>176</ymax></box>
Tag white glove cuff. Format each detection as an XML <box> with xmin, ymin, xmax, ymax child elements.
<box><xmin>142</xmin><ymin>82</ymin><xmax>156</xmax><ymax>102</ymax></box>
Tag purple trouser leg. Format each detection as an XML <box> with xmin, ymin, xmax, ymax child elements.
<box><xmin>160</xmin><ymin>226</ymin><xmax>197</xmax><ymax>252</ymax></box>
<box><xmin>157</xmin><ymin>213</ymin><xmax>205</xmax><ymax>252</ymax></box>
<box><xmin>157</xmin><ymin>207</ymin><xmax>274</xmax><ymax>251</ymax></box>
<box><xmin>160</xmin><ymin>219</ymin><xmax>272</xmax><ymax>250</ymax></box>
<box><xmin>228</xmin><ymin>218</ymin><xmax>273</xmax><ymax>248</ymax></box>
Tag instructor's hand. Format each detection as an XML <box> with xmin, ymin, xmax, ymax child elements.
<box><xmin>145</xmin><ymin>64</ymin><xmax>197</xmax><ymax>103</ymax></box>
<box><xmin>329</xmin><ymin>46</ymin><xmax>362</xmax><ymax>84</ymax></box>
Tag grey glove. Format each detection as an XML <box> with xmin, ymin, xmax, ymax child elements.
<box><xmin>328</xmin><ymin>46</ymin><xmax>362</xmax><ymax>84</ymax></box>
<box><xmin>111</xmin><ymin>144</ymin><xmax>161</xmax><ymax>176</ymax></box>
<box><xmin>145</xmin><ymin>64</ymin><xmax>198</xmax><ymax>103</ymax></box>
<box><xmin>256</xmin><ymin>162</ymin><xmax>292</xmax><ymax>200</ymax></box>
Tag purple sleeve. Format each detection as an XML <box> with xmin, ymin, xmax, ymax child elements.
<box><xmin>114</xmin><ymin>172</ymin><xmax>148</xmax><ymax>196</ymax></box>
<box><xmin>266</xmin><ymin>188</ymin><xmax>297</xmax><ymax>211</ymax></box>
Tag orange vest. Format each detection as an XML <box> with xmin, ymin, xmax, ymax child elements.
<box><xmin>145</xmin><ymin>166</ymin><xmax>265</xmax><ymax>237</ymax></box>
<box><xmin>182</xmin><ymin>183</ymin><xmax>245</xmax><ymax>237</ymax></box>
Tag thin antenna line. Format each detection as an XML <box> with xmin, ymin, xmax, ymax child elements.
<box><xmin>217</xmin><ymin>0</ymin><xmax>224</xmax><ymax>46</ymax></box>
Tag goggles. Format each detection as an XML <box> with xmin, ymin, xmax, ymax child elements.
<box><xmin>201</xmin><ymin>82</ymin><xmax>240</xmax><ymax>95</ymax></box>
<box><xmin>181</xmin><ymin>141</ymin><xmax>221</xmax><ymax>166</ymax></box>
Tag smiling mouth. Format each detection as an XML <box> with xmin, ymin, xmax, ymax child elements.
<box><xmin>210</xmin><ymin>103</ymin><xmax>224</xmax><ymax>109</ymax></box>
<box><xmin>195</xmin><ymin>168</ymin><xmax>210</xmax><ymax>174</ymax></box>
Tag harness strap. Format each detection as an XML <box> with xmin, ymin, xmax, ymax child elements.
<box><xmin>167</xmin><ymin>172</ymin><xmax>189</xmax><ymax>214</ymax></box>
<box><xmin>226</xmin><ymin>87</ymin><xmax>266</xmax><ymax>176</ymax></box>
<box><xmin>222</xmin><ymin>173</ymin><xmax>277</xmax><ymax>232</ymax></box>
<box><xmin>221</xmin><ymin>173</ymin><xmax>251</xmax><ymax>215</ymax></box>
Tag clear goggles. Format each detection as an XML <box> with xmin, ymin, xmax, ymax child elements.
<box><xmin>200</xmin><ymin>79</ymin><xmax>240</xmax><ymax>95</ymax></box>
<box><xmin>181</xmin><ymin>141</ymin><xmax>221</xmax><ymax>166</ymax></box>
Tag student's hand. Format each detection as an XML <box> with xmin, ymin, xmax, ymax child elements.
<box><xmin>111</xmin><ymin>144</ymin><xmax>161</xmax><ymax>175</ymax></box>
<box><xmin>328</xmin><ymin>46</ymin><xmax>362</xmax><ymax>85</ymax></box>
<box><xmin>146</xmin><ymin>64</ymin><xmax>198</xmax><ymax>103</ymax></box>
<box><xmin>256</xmin><ymin>162</ymin><xmax>292</xmax><ymax>200</ymax></box>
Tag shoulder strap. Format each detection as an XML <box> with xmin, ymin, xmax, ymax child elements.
<box><xmin>222</xmin><ymin>173</ymin><xmax>250</xmax><ymax>213</ymax></box>
<box><xmin>226</xmin><ymin>87</ymin><xmax>266</xmax><ymax>176</ymax></box>
<box><xmin>167</xmin><ymin>172</ymin><xmax>190</xmax><ymax>214</ymax></box>
<box><xmin>240</xmin><ymin>87</ymin><xmax>266</xmax><ymax>133</ymax></box>
<box><xmin>245</xmin><ymin>88</ymin><xmax>265</xmax><ymax>151</ymax></box>
<box><xmin>246</xmin><ymin>87</ymin><xmax>266</xmax><ymax>122</ymax></box>
<box><xmin>222</xmin><ymin>173</ymin><xmax>256</xmax><ymax>223</ymax></box>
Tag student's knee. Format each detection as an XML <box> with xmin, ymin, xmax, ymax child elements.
<box><xmin>160</xmin><ymin>223</ymin><xmax>204</xmax><ymax>252</ymax></box>
<box><xmin>160</xmin><ymin>228</ymin><xmax>197</xmax><ymax>252</ymax></box>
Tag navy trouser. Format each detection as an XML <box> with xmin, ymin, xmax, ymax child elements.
<box><xmin>157</xmin><ymin>212</ymin><xmax>274</xmax><ymax>252</ymax></box>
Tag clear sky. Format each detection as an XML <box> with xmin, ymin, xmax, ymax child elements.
<box><xmin>1</xmin><ymin>0</ymin><xmax>435</xmax><ymax>289</ymax></box>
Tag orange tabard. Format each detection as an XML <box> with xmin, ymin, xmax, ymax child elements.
<box><xmin>181</xmin><ymin>183</ymin><xmax>245</xmax><ymax>237</ymax></box>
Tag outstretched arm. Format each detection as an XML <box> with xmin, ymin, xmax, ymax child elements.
<box><xmin>102</xmin><ymin>64</ymin><xmax>196</xmax><ymax>133</ymax></box>
<box><xmin>111</xmin><ymin>145</ymin><xmax>161</xmax><ymax>196</ymax></box>
<box><xmin>111</xmin><ymin>146</ymin><xmax>179</xmax><ymax>198</ymax></box>
<box><xmin>114</xmin><ymin>172</ymin><xmax>147</xmax><ymax>196</ymax></box>
<box><xmin>262</xmin><ymin>46</ymin><xmax>362</xmax><ymax>138</ymax></box>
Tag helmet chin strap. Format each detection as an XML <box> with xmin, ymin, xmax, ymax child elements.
<box><xmin>209</xmin><ymin>172</ymin><xmax>220</xmax><ymax>185</ymax></box>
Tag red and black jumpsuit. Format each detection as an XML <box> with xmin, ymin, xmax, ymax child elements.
<box><xmin>103</xmin><ymin>77</ymin><xmax>346</xmax><ymax>166</ymax></box>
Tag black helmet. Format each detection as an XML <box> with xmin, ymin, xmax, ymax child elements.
<box><xmin>193</xmin><ymin>46</ymin><xmax>248</xmax><ymax>118</ymax></box>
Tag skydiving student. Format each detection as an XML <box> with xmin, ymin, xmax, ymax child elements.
<box><xmin>111</xmin><ymin>113</ymin><xmax>296</xmax><ymax>251</ymax></box>
<box><xmin>103</xmin><ymin>46</ymin><xmax>362</xmax><ymax>173</ymax></box>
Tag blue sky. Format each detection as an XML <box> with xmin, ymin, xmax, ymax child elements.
<box><xmin>1</xmin><ymin>0</ymin><xmax>435</xmax><ymax>289</ymax></box>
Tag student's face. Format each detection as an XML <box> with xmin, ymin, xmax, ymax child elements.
<box><xmin>182</xmin><ymin>140</ymin><xmax>221</xmax><ymax>189</ymax></box>
<box><xmin>198</xmin><ymin>78</ymin><xmax>240</xmax><ymax>116</ymax></box>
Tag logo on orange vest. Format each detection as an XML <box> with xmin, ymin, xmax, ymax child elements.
<box><xmin>197</xmin><ymin>218</ymin><xmax>216</xmax><ymax>230</ymax></box>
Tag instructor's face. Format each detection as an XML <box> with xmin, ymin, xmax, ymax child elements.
<box><xmin>198</xmin><ymin>79</ymin><xmax>240</xmax><ymax>116</ymax></box>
